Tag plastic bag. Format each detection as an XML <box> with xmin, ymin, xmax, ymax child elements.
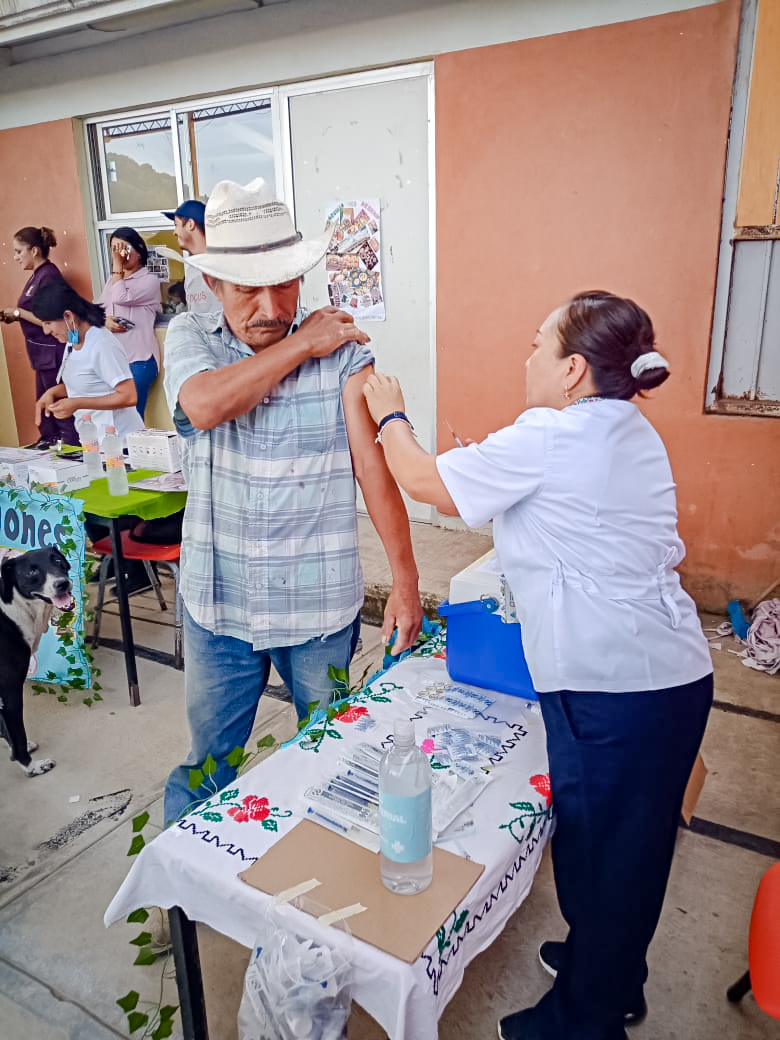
<box><xmin>238</xmin><ymin>897</ymin><xmax>352</xmax><ymax>1040</ymax></box>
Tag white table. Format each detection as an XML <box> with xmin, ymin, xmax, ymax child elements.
<box><xmin>105</xmin><ymin>634</ymin><xmax>552</xmax><ymax>1039</ymax></box>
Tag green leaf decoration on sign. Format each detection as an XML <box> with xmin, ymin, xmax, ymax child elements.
<box><xmin>126</xmin><ymin>908</ymin><xmax>149</xmax><ymax>924</ymax></box>
<box><xmin>256</xmin><ymin>734</ymin><xmax>275</xmax><ymax>749</ymax></box>
<box><xmin>202</xmin><ymin>753</ymin><xmax>217</xmax><ymax>776</ymax></box>
<box><xmin>129</xmin><ymin>931</ymin><xmax>153</xmax><ymax>947</ymax></box>
<box><xmin>188</xmin><ymin>768</ymin><xmax>204</xmax><ymax>790</ymax></box>
<box><xmin>152</xmin><ymin>1021</ymin><xmax>175</xmax><ymax>1040</ymax></box>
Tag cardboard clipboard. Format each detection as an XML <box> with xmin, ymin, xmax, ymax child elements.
<box><xmin>239</xmin><ymin>819</ymin><xmax>484</xmax><ymax>963</ymax></box>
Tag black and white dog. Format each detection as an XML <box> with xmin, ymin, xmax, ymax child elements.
<box><xmin>0</xmin><ymin>547</ymin><xmax>74</xmax><ymax>776</ymax></box>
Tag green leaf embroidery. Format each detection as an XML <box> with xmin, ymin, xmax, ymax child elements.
<box><xmin>201</xmin><ymin>812</ymin><xmax>222</xmax><ymax>822</ymax></box>
<box><xmin>261</xmin><ymin>818</ymin><xmax>278</xmax><ymax>832</ymax></box>
<box><xmin>219</xmin><ymin>789</ymin><xmax>239</xmax><ymax>803</ymax></box>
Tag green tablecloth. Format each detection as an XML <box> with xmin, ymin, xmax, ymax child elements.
<box><xmin>66</xmin><ymin>470</ymin><xmax>187</xmax><ymax>521</ymax></box>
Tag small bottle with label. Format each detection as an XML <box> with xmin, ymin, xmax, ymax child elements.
<box><xmin>102</xmin><ymin>426</ymin><xmax>129</xmax><ymax>496</ymax></box>
<box><xmin>78</xmin><ymin>414</ymin><xmax>103</xmax><ymax>481</ymax></box>
<box><xmin>379</xmin><ymin>719</ymin><xmax>433</xmax><ymax>894</ymax></box>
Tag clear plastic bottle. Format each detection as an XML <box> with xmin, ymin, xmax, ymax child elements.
<box><xmin>78</xmin><ymin>414</ymin><xmax>103</xmax><ymax>481</ymax></box>
<box><xmin>379</xmin><ymin>719</ymin><xmax>433</xmax><ymax>894</ymax></box>
<box><xmin>102</xmin><ymin>426</ymin><xmax>129</xmax><ymax>496</ymax></box>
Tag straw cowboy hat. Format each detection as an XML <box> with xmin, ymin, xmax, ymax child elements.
<box><xmin>185</xmin><ymin>178</ymin><xmax>333</xmax><ymax>287</ymax></box>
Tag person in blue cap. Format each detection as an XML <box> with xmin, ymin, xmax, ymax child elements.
<box><xmin>162</xmin><ymin>201</ymin><xmax>219</xmax><ymax>314</ymax></box>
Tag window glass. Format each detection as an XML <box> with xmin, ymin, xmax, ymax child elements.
<box><xmin>102</xmin><ymin>117</ymin><xmax>178</xmax><ymax>214</ymax></box>
<box><xmin>180</xmin><ymin>99</ymin><xmax>275</xmax><ymax>200</ymax></box>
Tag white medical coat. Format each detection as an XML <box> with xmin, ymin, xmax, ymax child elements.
<box><xmin>436</xmin><ymin>399</ymin><xmax>712</xmax><ymax>693</ymax></box>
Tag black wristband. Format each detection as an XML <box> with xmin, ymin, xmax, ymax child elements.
<box><xmin>377</xmin><ymin>411</ymin><xmax>412</xmax><ymax>434</ymax></box>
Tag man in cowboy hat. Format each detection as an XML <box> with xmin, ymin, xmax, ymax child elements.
<box><xmin>162</xmin><ymin>178</ymin><xmax>422</xmax><ymax>824</ymax></box>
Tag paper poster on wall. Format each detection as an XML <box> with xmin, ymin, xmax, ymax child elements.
<box><xmin>325</xmin><ymin>199</ymin><xmax>385</xmax><ymax>321</ymax></box>
<box><xmin>0</xmin><ymin>485</ymin><xmax>90</xmax><ymax>688</ymax></box>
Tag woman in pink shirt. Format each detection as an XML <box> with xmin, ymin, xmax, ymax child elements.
<box><xmin>99</xmin><ymin>227</ymin><xmax>161</xmax><ymax>420</ymax></box>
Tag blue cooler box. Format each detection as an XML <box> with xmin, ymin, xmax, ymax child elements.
<box><xmin>438</xmin><ymin>551</ymin><xmax>537</xmax><ymax>700</ymax></box>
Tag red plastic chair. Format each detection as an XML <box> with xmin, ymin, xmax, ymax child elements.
<box><xmin>91</xmin><ymin>531</ymin><xmax>182</xmax><ymax>669</ymax></box>
<box><xmin>727</xmin><ymin>861</ymin><xmax>780</xmax><ymax>1017</ymax></box>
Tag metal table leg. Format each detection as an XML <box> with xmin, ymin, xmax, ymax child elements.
<box><xmin>169</xmin><ymin>906</ymin><xmax>209</xmax><ymax>1040</ymax></box>
<box><xmin>109</xmin><ymin>517</ymin><xmax>140</xmax><ymax>706</ymax></box>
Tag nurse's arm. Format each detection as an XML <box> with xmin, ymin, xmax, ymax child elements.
<box><xmin>375</xmin><ymin>419</ymin><xmax>459</xmax><ymax>515</ymax></box>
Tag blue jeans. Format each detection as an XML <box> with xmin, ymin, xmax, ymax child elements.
<box><xmin>129</xmin><ymin>357</ymin><xmax>158</xmax><ymax>420</ymax></box>
<box><xmin>163</xmin><ymin>609</ymin><xmax>361</xmax><ymax>825</ymax></box>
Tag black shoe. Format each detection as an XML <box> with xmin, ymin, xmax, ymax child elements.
<box><xmin>538</xmin><ymin>942</ymin><xmax>648</xmax><ymax>1025</ymax></box>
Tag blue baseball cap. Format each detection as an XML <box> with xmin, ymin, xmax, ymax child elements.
<box><xmin>162</xmin><ymin>200</ymin><xmax>206</xmax><ymax>230</ymax></box>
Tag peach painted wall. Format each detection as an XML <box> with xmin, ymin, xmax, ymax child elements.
<box><xmin>0</xmin><ymin>119</ymin><xmax>92</xmax><ymax>446</ymax></box>
<box><xmin>435</xmin><ymin>1</ymin><xmax>779</xmax><ymax>610</ymax></box>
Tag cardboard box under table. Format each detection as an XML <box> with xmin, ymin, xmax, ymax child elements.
<box><xmin>104</xmin><ymin>647</ymin><xmax>552</xmax><ymax>1040</ymax></box>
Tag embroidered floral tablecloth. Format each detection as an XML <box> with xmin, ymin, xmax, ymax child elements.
<box><xmin>105</xmin><ymin>635</ymin><xmax>552</xmax><ymax>1040</ymax></box>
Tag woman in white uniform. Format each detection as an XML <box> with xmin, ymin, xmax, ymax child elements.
<box><xmin>363</xmin><ymin>291</ymin><xmax>713</xmax><ymax>1040</ymax></box>
<box><xmin>30</xmin><ymin>282</ymin><xmax>144</xmax><ymax>446</ymax></box>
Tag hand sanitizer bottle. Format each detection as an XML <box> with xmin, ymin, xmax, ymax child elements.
<box><xmin>103</xmin><ymin>426</ymin><xmax>129</xmax><ymax>496</ymax></box>
<box><xmin>379</xmin><ymin>719</ymin><xmax>433</xmax><ymax>894</ymax></box>
<box><xmin>78</xmin><ymin>414</ymin><xmax>103</xmax><ymax>480</ymax></box>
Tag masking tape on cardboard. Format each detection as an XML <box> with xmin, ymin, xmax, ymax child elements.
<box><xmin>318</xmin><ymin>903</ymin><xmax>367</xmax><ymax>927</ymax></box>
<box><xmin>273</xmin><ymin>878</ymin><xmax>321</xmax><ymax>905</ymax></box>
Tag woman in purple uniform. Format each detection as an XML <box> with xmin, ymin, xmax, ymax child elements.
<box><xmin>1</xmin><ymin>226</ymin><xmax>78</xmax><ymax>446</ymax></box>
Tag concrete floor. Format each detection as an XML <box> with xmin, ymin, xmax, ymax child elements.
<box><xmin>0</xmin><ymin>520</ymin><xmax>778</xmax><ymax>1040</ymax></box>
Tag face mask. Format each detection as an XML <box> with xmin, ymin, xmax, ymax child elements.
<box><xmin>65</xmin><ymin>318</ymin><xmax>79</xmax><ymax>347</ymax></box>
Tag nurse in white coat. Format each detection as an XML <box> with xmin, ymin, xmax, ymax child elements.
<box><xmin>363</xmin><ymin>291</ymin><xmax>713</xmax><ymax>1040</ymax></box>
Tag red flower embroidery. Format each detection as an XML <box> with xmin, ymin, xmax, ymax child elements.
<box><xmin>228</xmin><ymin>795</ymin><xmax>270</xmax><ymax>823</ymax></box>
<box><xmin>337</xmin><ymin>705</ymin><xmax>369</xmax><ymax>724</ymax></box>
<box><xmin>530</xmin><ymin>773</ymin><xmax>552</xmax><ymax>806</ymax></box>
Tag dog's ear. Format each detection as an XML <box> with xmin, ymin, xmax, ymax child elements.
<box><xmin>0</xmin><ymin>557</ymin><xmax>16</xmax><ymax>604</ymax></box>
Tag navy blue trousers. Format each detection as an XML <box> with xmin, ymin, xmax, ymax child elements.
<box><xmin>527</xmin><ymin>675</ymin><xmax>713</xmax><ymax>1040</ymax></box>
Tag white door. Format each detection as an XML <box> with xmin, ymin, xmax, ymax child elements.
<box><xmin>282</xmin><ymin>67</ymin><xmax>435</xmax><ymax>521</ymax></box>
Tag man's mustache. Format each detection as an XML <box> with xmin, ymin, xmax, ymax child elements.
<box><xmin>249</xmin><ymin>318</ymin><xmax>290</xmax><ymax>328</ymax></box>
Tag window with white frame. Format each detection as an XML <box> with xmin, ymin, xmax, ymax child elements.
<box><xmin>707</xmin><ymin>0</ymin><xmax>780</xmax><ymax>417</ymax></box>
<box><xmin>86</xmin><ymin>92</ymin><xmax>279</xmax><ymax>319</ymax></box>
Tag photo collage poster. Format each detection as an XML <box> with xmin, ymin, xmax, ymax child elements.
<box><xmin>324</xmin><ymin>199</ymin><xmax>385</xmax><ymax>321</ymax></box>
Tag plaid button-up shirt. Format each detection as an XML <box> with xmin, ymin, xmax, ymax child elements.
<box><xmin>163</xmin><ymin>307</ymin><xmax>373</xmax><ymax>649</ymax></box>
